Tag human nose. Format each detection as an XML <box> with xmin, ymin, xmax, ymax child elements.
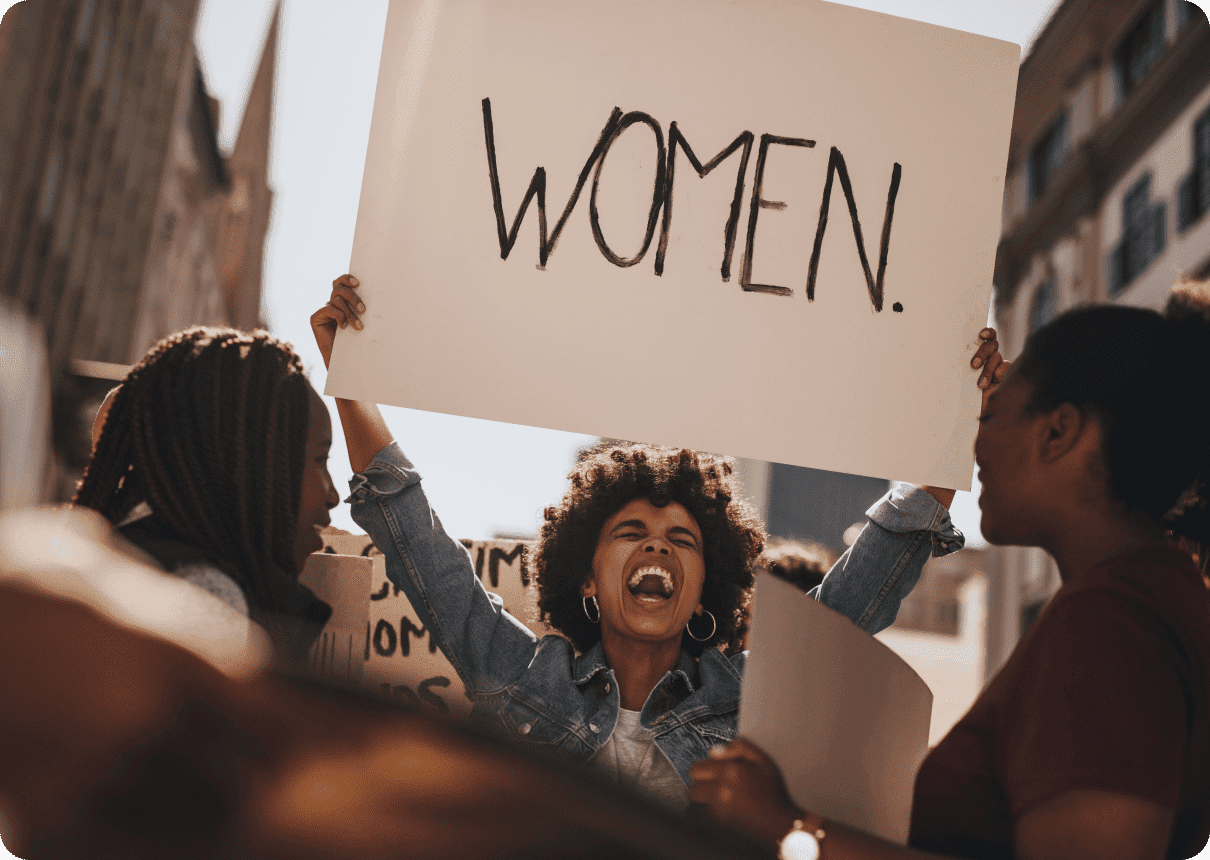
<box><xmin>324</xmin><ymin>471</ymin><xmax>339</xmax><ymax>509</ymax></box>
<box><xmin>643</xmin><ymin>537</ymin><xmax>671</xmax><ymax>555</ymax></box>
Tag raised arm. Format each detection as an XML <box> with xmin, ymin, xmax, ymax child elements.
<box><xmin>809</xmin><ymin>329</ymin><xmax>1009</xmax><ymax>633</ymax></box>
<box><xmin>310</xmin><ymin>274</ymin><xmax>393</xmax><ymax>473</ymax></box>
<box><xmin>310</xmin><ymin>276</ymin><xmax>539</xmax><ymax>692</ymax></box>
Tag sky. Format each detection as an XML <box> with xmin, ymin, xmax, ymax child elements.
<box><xmin>183</xmin><ymin>0</ymin><xmax>1073</xmax><ymax>545</ymax></box>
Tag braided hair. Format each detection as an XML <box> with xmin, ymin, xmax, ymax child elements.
<box><xmin>532</xmin><ymin>443</ymin><xmax>765</xmax><ymax>657</ymax></box>
<box><xmin>74</xmin><ymin>327</ymin><xmax>312</xmax><ymax>632</ymax></box>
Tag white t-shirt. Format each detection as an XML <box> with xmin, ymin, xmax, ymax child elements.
<box><xmin>589</xmin><ymin>707</ymin><xmax>689</xmax><ymax>812</ymax></box>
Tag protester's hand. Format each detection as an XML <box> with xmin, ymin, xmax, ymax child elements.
<box><xmin>919</xmin><ymin>329</ymin><xmax>1011</xmax><ymax>509</ymax></box>
<box><xmin>689</xmin><ymin>737</ymin><xmax>803</xmax><ymax>848</ymax></box>
<box><xmin>310</xmin><ymin>275</ymin><xmax>364</xmax><ymax>369</ymax></box>
<box><xmin>971</xmin><ymin>327</ymin><xmax>1010</xmax><ymax>406</ymax></box>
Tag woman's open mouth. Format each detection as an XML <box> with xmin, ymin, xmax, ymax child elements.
<box><xmin>627</xmin><ymin>566</ymin><xmax>674</xmax><ymax>602</ymax></box>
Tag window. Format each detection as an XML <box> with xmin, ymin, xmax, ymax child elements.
<box><xmin>1115</xmin><ymin>2</ymin><xmax>1166</xmax><ymax>97</ymax></box>
<box><xmin>1028</xmin><ymin>278</ymin><xmax>1057</xmax><ymax>332</ymax></box>
<box><xmin>1029</xmin><ymin>111</ymin><xmax>1068</xmax><ymax>202</ymax></box>
<box><xmin>1110</xmin><ymin>174</ymin><xmax>1166</xmax><ymax>293</ymax></box>
<box><xmin>1178</xmin><ymin>106</ymin><xmax>1210</xmax><ymax>232</ymax></box>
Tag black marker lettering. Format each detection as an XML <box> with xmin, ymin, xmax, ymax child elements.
<box><xmin>372</xmin><ymin>618</ymin><xmax>397</xmax><ymax>657</ymax></box>
<box><xmin>656</xmin><ymin>125</ymin><xmax>754</xmax><ymax>280</ymax></box>
<box><xmin>398</xmin><ymin>616</ymin><xmax>436</xmax><ymax>657</ymax></box>
<box><xmin>483</xmin><ymin>97</ymin><xmax>623</xmax><ymax>267</ymax></box>
<box><xmin>474</xmin><ymin>545</ymin><xmax>485</xmax><ymax>582</ymax></box>
<box><xmin>489</xmin><ymin>543</ymin><xmax>526</xmax><ymax>589</ymax></box>
<box><xmin>389</xmin><ymin>684</ymin><xmax>421</xmax><ymax>709</ymax></box>
<box><xmin>739</xmin><ymin>134</ymin><xmax>815</xmax><ymax>296</ymax></box>
<box><xmin>588</xmin><ymin>112</ymin><xmax>667</xmax><ymax>267</ymax></box>
<box><xmin>370</xmin><ymin>581</ymin><xmax>390</xmax><ymax>601</ymax></box>
<box><xmin>806</xmin><ymin>147</ymin><xmax>901</xmax><ymax>311</ymax></box>
<box><xmin>419</xmin><ymin>676</ymin><xmax>452</xmax><ymax>714</ymax></box>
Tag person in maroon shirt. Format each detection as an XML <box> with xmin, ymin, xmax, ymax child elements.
<box><xmin>690</xmin><ymin>301</ymin><xmax>1210</xmax><ymax>860</ymax></box>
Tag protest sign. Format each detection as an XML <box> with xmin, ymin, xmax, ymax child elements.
<box><xmin>298</xmin><ymin>552</ymin><xmax>373</xmax><ymax>683</ymax></box>
<box><xmin>327</xmin><ymin>0</ymin><xmax>1019</xmax><ymax>489</ymax></box>
<box><xmin>317</xmin><ymin>528</ymin><xmax>550</xmax><ymax>716</ymax></box>
<box><xmin>739</xmin><ymin>573</ymin><xmax>932</xmax><ymax>844</ymax></box>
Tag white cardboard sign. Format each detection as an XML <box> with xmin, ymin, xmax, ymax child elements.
<box><xmin>328</xmin><ymin>0</ymin><xmax>1019</xmax><ymax>489</ymax></box>
<box><xmin>739</xmin><ymin>573</ymin><xmax>932</xmax><ymax>844</ymax></box>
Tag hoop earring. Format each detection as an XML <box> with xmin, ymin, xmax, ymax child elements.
<box><xmin>686</xmin><ymin>609</ymin><xmax>717</xmax><ymax>642</ymax></box>
<box><xmin>582</xmin><ymin>595</ymin><xmax>600</xmax><ymax>624</ymax></box>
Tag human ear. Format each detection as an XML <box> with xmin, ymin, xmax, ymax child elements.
<box><xmin>581</xmin><ymin>578</ymin><xmax>597</xmax><ymax>598</ymax></box>
<box><xmin>1038</xmin><ymin>403</ymin><xmax>1088</xmax><ymax>463</ymax></box>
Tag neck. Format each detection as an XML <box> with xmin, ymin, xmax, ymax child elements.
<box><xmin>599</xmin><ymin>632</ymin><xmax>684</xmax><ymax>711</ymax></box>
<box><xmin>1043</xmin><ymin>504</ymin><xmax>1168</xmax><ymax>583</ymax></box>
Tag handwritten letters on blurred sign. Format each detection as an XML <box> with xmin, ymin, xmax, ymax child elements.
<box><xmin>317</xmin><ymin>529</ymin><xmax>547</xmax><ymax>716</ymax></box>
<box><xmin>328</xmin><ymin>0</ymin><xmax>1019</xmax><ymax>488</ymax></box>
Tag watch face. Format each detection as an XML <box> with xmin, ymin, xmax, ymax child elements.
<box><xmin>780</xmin><ymin>829</ymin><xmax>821</xmax><ymax>860</ymax></box>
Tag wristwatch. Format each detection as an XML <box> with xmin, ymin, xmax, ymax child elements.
<box><xmin>778</xmin><ymin>812</ymin><xmax>826</xmax><ymax>860</ymax></box>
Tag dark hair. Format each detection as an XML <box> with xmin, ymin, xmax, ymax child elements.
<box><xmin>758</xmin><ymin>538</ymin><xmax>834</xmax><ymax>593</ymax></box>
<box><xmin>1014</xmin><ymin>303</ymin><xmax>1210</xmax><ymax>539</ymax></box>
<box><xmin>74</xmin><ymin>327</ymin><xmax>312</xmax><ymax>628</ymax></box>
<box><xmin>1162</xmin><ymin>280</ymin><xmax>1210</xmax><ymax>564</ymax></box>
<box><xmin>531</xmin><ymin>443</ymin><xmax>765</xmax><ymax>657</ymax></box>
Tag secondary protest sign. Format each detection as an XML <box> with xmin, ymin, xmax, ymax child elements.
<box><xmin>299</xmin><ymin>552</ymin><xmax>373</xmax><ymax>683</ymax></box>
<box><xmin>740</xmin><ymin>573</ymin><xmax>932</xmax><ymax>844</ymax></box>
<box><xmin>328</xmin><ymin>0</ymin><xmax>1019</xmax><ymax>489</ymax></box>
<box><xmin>317</xmin><ymin>529</ymin><xmax>551</xmax><ymax>717</ymax></box>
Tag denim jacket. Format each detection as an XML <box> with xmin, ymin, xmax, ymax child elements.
<box><xmin>348</xmin><ymin>443</ymin><xmax>963</xmax><ymax>786</ymax></box>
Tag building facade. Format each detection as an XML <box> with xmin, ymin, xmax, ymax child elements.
<box><xmin>0</xmin><ymin>0</ymin><xmax>279</xmax><ymax>499</ymax></box>
<box><xmin>987</xmin><ymin>0</ymin><xmax>1210</xmax><ymax>676</ymax></box>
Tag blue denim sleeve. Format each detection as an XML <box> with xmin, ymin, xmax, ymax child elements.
<box><xmin>346</xmin><ymin>442</ymin><xmax>539</xmax><ymax>694</ymax></box>
<box><xmin>809</xmin><ymin>484</ymin><xmax>964</xmax><ymax>635</ymax></box>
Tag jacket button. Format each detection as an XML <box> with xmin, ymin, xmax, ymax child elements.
<box><xmin>519</xmin><ymin>722</ymin><xmax>532</xmax><ymax>735</ymax></box>
<box><xmin>589</xmin><ymin>722</ymin><xmax>600</xmax><ymax>733</ymax></box>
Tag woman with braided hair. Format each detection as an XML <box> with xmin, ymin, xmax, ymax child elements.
<box><xmin>75</xmin><ymin>326</ymin><xmax>339</xmax><ymax>662</ymax></box>
<box><xmin>312</xmin><ymin>275</ymin><xmax>1001</xmax><ymax>812</ymax></box>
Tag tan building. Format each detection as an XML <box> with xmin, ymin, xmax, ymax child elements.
<box><xmin>987</xmin><ymin>0</ymin><xmax>1210</xmax><ymax>676</ymax></box>
<box><xmin>0</xmin><ymin>0</ymin><xmax>279</xmax><ymax>498</ymax></box>
<box><xmin>877</xmin><ymin>550</ymin><xmax>987</xmax><ymax>747</ymax></box>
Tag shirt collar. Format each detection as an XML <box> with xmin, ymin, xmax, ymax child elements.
<box><xmin>572</xmin><ymin>641</ymin><xmax>704</xmax><ymax>695</ymax></box>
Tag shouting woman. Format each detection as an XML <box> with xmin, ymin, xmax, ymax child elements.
<box><xmin>312</xmin><ymin>274</ymin><xmax>999</xmax><ymax>811</ymax></box>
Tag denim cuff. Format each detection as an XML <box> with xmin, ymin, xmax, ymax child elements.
<box><xmin>345</xmin><ymin>442</ymin><xmax>422</xmax><ymax>504</ymax></box>
<box><xmin>868</xmin><ymin>484</ymin><xmax>965</xmax><ymax>558</ymax></box>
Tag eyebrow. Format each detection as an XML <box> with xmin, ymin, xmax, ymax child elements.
<box><xmin>610</xmin><ymin>520</ymin><xmax>700</xmax><ymax>544</ymax></box>
<box><xmin>669</xmin><ymin>526</ymin><xmax>700</xmax><ymax>544</ymax></box>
